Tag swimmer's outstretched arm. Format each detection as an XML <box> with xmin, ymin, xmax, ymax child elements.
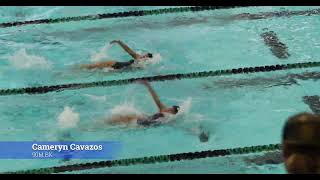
<box><xmin>110</xmin><ymin>40</ymin><xmax>140</xmax><ymax>59</ymax></box>
<box><xmin>139</xmin><ymin>81</ymin><xmax>167</xmax><ymax>112</ymax></box>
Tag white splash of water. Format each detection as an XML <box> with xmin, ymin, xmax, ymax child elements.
<box><xmin>162</xmin><ymin>97</ymin><xmax>207</xmax><ymax>138</ymax></box>
<box><xmin>90</xmin><ymin>43</ymin><xmax>112</xmax><ymax>62</ymax></box>
<box><xmin>9</xmin><ymin>48</ymin><xmax>52</xmax><ymax>70</ymax></box>
<box><xmin>57</xmin><ymin>106</ymin><xmax>80</xmax><ymax>129</ymax></box>
<box><xmin>132</xmin><ymin>53</ymin><xmax>162</xmax><ymax>69</ymax></box>
<box><xmin>177</xmin><ymin>97</ymin><xmax>193</xmax><ymax>116</ymax></box>
<box><xmin>102</xmin><ymin>101</ymin><xmax>144</xmax><ymax>127</ymax></box>
<box><xmin>110</xmin><ymin>101</ymin><xmax>143</xmax><ymax>117</ymax></box>
<box><xmin>163</xmin><ymin>97</ymin><xmax>197</xmax><ymax>124</ymax></box>
<box><xmin>83</xmin><ymin>94</ymin><xmax>107</xmax><ymax>102</ymax></box>
<box><xmin>190</xmin><ymin>126</ymin><xmax>202</xmax><ymax>135</ymax></box>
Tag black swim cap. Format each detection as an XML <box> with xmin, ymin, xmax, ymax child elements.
<box><xmin>147</xmin><ymin>53</ymin><xmax>153</xmax><ymax>58</ymax></box>
<box><xmin>172</xmin><ymin>105</ymin><xmax>180</xmax><ymax>114</ymax></box>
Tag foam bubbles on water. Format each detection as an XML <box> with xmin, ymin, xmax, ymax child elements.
<box><xmin>57</xmin><ymin>106</ymin><xmax>80</xmax><ymax>129</ymax></box>
<box><xmin>90</xmin><ymin>44</ymin><xmax>112</xmax><ymax>62</ymax></box>
<box><xmin>9</xmin><ymin>48</ymin><xmax>52</xmax><ymax>70</ymax></box>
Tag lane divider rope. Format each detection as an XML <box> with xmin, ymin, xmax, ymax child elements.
<box><xmin>0</xmin><ymin>6</ymin><xmax>249</xmax><ymax>28</ymax></box>
<box><xmin>0</xmin><ymin>61</ymin><xmax>320</xmax><ymax>96</ymax></box>
<box><xmin>1</xmin><ymin>7</ymin><xmax>319</xmax><ymax>29</ymax></box>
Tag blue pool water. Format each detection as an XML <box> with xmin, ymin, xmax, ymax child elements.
<box><xmin>0</xmin><ymin>6</ymin><xmax>320</xmax><ymax>174</ymax></box>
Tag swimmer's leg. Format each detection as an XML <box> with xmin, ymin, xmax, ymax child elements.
<box><xmin>106</xmin><ymin>114</ymin><xmax>144</xmax><ymax>125</ymax></box>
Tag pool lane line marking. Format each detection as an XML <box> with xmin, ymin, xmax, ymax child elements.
<box><xmin>260</xmin><ymin>30</ymin><xmax>290</xmax><ymax>59</ymax></box>
<box><xmin>203</xmin><ymin>71</ymin><xmax>320</xmax><ymax>90</ymax></box>
<box><xmin>303</xmin><ymin>95</ymin><xmax>320</xmax><ymax>115</ymax></box>
<box><xmin>229</xmin><ymin>8</ymin><xmax>320</xmax><ymax>21</ymax></box>
<box><xmin>243</xmin><ymin>150</ymin><xmax>283</xmax><ymax>166</ymax></box>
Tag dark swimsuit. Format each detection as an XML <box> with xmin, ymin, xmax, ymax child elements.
<box><xmin>137</xmin><ymin>113</ymin><xmax>165</xmax><ymax>127</ymax></box>
<box><xmin>112</xmin><ymin>60</ymin><xmax>135</xmax><ymax>70</ymax></box>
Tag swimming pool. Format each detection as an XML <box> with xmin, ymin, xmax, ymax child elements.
<box><xmin>0</xmin><ymin>6</ymin><xmax>320</xmax><ymax>174</ymax></box>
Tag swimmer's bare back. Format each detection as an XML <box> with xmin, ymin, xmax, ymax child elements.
<box><xmin>107</xmin><ymin>114</ymin><xmax>146</xmax><ymax>125</ymax></box>
<box><xmin>80</xmin><ymin>61</ymin><xmax>117</xmax><ymax>70</ymax></box>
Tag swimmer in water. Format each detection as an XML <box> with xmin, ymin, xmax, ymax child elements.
<box><xmin>108</xmin><ymin>80</ymin><xmax>180</xmax><ymax>127</ymax></box>
<box><xmin>80</xmin><ymin>40</ymin><xmax>153</xmax><ymax>70</ymax></box>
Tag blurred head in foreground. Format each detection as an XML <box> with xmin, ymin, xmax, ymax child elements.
<box><xmin>282</xmin><ymin>113</ymin><xmax>320</xmax><ymax>174</ymax></box>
